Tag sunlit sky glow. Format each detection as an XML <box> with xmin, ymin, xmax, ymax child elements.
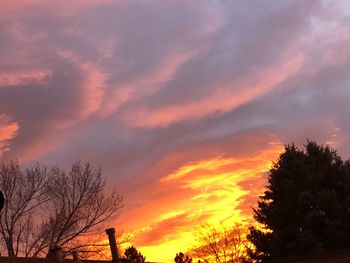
<box><xmin>1</xmin><ymin>0</ymin><xmax>350</xmax><ymax>261</ymax></box>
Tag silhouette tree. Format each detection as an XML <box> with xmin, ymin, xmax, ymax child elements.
<box><xmin>34</xmin><ymin>161</ymin><xmax>123</xmax><ymax>257</ymax></box>
<box><xmin>191</xmin><ymin>223</ymin><xmax>249</xmax><ymax>263</ymax></box>
<box><xmin>0</xmin><ymin>161</ymin><xmax>49</xmax><ymax>257</ymax></box>
<box><xmin>123</xmin><ymin>246</ymin><xmax>146</xmax><ymax>263</ymax></box>
<box><xmin>247</xmin><ymin>141</ymin><xmax>350</xmax><ymax>262</ymax></box>
<box><xmin>0</xmin><ymin>160</ymin><xmax>123</xmax><ymax>258</ymax></box>
<box><xmin>174</xmin><ymin>252</ymin><xmax>192</xmax><ymax>263</ymax></box>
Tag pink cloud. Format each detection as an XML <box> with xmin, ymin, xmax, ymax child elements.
<box><xmin>123</xmin><ymin>53</ymin><xmax>304</xmax><ymax>128</ymax></box>
<box><xmin>56</xmin><ymin>50</ymin><xmax>106</xmax><ymax>121</ymax></box>
<box><xmin>0</xmin><ymin>114</ymin><xmax>19</xmax><ymax>157</ymax></box>
<box><xmin>100</xmin><ymin>51</ymin><xmax>196</xmax><ymax>117</ymax></box>
<box><xmin>0</xmin><ymin>0</ymin><xmax>114</xmax><ymax>15</ymax></box>
<box><xmin>0</xmin><ymin>70</ymin><xmax>52</xmax><ymax>87</ymax></box>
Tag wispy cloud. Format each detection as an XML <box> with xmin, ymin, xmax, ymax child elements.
<box><xmin>116</xmin><ymin>139</ymin><xmax>283</xmax><ymax>261</ymax></box>
<box><xmin>0</xmin><ymin>114</ymin><xmax>19</xmax><ymax>157</ymax></box>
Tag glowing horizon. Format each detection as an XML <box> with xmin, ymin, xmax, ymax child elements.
<box><xmin>116</xmin><ymin>143</ymin><xmax>283</xmax><ymax>262</ymax></box>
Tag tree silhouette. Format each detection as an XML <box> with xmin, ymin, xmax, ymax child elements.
<box><xmin>0</xmin><ymin>161</ymin><xmax>49</xmax><ymax>257</ymax></box>
<box><xmin>247</xmin><ymin>141</ymin><xmax>350</xmax><ymax>262</ymax></box>
<box><xmin>174</xmin><ymin>252</ymin><xmax>192</xmax><ymax>263</ymax></box>
<box><xmin>0</xmin><ymin>160</ymin><xmax>123</xmax><ymax>258</ymax></box>
<box><xmin>123</xmin><ymin>246</ymin><xmax>146</xmax><ymax>263</ymax></box>
<box><xmin>38</xmin><ymin>161</ymin><xmax>123</xmax><ymax>258</ymax></box>
<box><xmin>191</xmin><ymin>223</ymin><xmax>249</xmax><ymax>263</ymax></box>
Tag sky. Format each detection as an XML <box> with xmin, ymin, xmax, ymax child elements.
<box><xmin>1</xmin><ymin>0</ymin><xmax>350</xmax><ymax>261</ymax></box>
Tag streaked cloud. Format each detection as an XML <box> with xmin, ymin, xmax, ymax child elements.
<box><xmin>0</xmin><ymin>70</ymin><xmax>52</xmax><ymax>87</ymax></box>
<box><xmin>0</xmin><ymin>114</ymin><xmax>19</xmax><ymax>157</ymax></box>
<box><xmin>125</xmin><ymin>54</ymin><xmax>304</xmax><ymax>128</ymax></box>
<box><xmin>115</xmin><ymin>140</ymin><xmax>283</xmax><ymax>261</ymax></box>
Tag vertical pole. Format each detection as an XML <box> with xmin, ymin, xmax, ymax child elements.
<box><xmin>106</xmin><ymin>228</ymin><xmax>120</xmax><ymax>262</ymax></box>
<box><xmin>47</xmin><ymin>246</ymin><xmax>63</xmax><ymax>263</ymax></box>
<box><xmin>72</xmin><ymin>251</ymin><xmax>80</xmax><ymax>262</ymax></box>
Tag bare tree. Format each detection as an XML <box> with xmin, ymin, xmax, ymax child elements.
<box><xmin>31</xmin><ymin>161</ymin><xmax>123</xmax><ymax>257</ymax></box>
<box><xmin>0</xmin><ymin>160</ymin><xmax>123</xmax><ymax>258</ymax></box>
<box><xmin>191</xmin><ymin>223</ymin><xmax>250</xmax><ymax>263</ymax></box>
<box><xmin>0</xmin><ymin>160</ymin><xmax>49</xmax><ymax>257</ymax></box>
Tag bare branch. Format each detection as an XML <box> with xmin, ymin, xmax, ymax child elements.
<box><xmin>0</xmin><ymin>161</ymin><xmax>49</xmax><ymax>257</ymax></box>
<box><xmin>0</xmin><ymin>160</ymin><xmax>123</xmax><ymax>258</ymax></box>
<box><xmin>191</xmin><ymin>223</ymin><xmax>250</xmax><ymax>263</ymax></box>
<box><xmin>35</xmin><ymin>161</ymin><xmax>123</xmax><ymax>256</ymax></box>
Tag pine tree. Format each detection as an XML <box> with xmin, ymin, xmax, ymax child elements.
<box><xmin>174</xmin><ymin>252</ymin><xmax>192</xmax><ymax>263</ymax></box>
<box><xmin>123</xmin><ymin>246</ymin><xmax>146</xmax><ymax>263</ymax></box>
<box><xmin>247</xmin><ymin>141</ymin><xmax>350</xmax><ymax>262</ymax></box>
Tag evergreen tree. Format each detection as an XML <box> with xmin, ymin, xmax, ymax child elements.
<box><xmin>123</xmin><ymin>246</ymin><xmax>146</xmax><ymax>263</ymax></box>
<box><xmin>174</xmin><ymin>252</ymin><xmax>192</xmax><ymax>263</ymax></box>
<box><xmin>247</xmin><ymin>141</ymin><xmax>350</xmax><ymax>262</ymax></box>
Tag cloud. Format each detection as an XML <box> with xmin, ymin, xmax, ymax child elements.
<box><xmin>0</xmin><ymin>0</ymin><xmax>113</xmax><ymax>15</ymax></box>
<box><xmin>110</xmin><ymin>134</ymin><xmax>283</xmax><ymax>262</ymax></box>
<box><xmin>0</xmin><ymin>70</ymin><xmax>52</xmax><ymax>87</ymax></box>
<box><xmin>135</xmin><ymin>213</ymin><xmax>209</xmax><ymax>247</ymax></box>
<box><xmin>123</xmin><ymin>53</ymin><xmax>304</xmax><ymax>127</ymax></box>
<box><xmin>115</xmin><ymin>134</ymin><xmax>283</xmax><ymax>246</ymax></box>
<box><xmin>0</xmin><ymin>0</ymin><xmax>222</xmax><ymax>162</ymax></box>
<box><xmin>0</xmin><ymin>57</ymin><xmax>105</xmax><ymax>161</ymax></box>
<box><xmin>0</xmin><ymin>114</ymin><xmax>19</xmax><ymax>157</ymax></box>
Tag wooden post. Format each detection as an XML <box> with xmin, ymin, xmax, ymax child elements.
<box><xmin>106</xmin><ymin>228</ymin><xmax>120</xmax><ymax>262</ymax></box>
<box><xmin>46</xmin><ymin>245</ymin><xmax>63</xmax><ymax>263</ymax></box>
<box><xmin>72</xmin><ymin>251</ymin><xmax>81</xmax><ymax>262</ymax></box>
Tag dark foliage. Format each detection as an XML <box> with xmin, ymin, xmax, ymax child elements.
<box><xmin>174</xmin><ymin>252</ymin><xmax>192</xmax><ymax>263</ymax></box>
<box><xmin>123</xmin><ymin>246</ymin><xmax>146</xmax><ymax>263</ymax></box>
<box><xmin>247</xmin><ymin>141</ymin><xmax>350</xmax><ymax>262</ymax></box>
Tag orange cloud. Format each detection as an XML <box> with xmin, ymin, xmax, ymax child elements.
<box><xmin>135</xmin><ymin>213</ymin><xmax>210</xmax><ymax>247</ymax></box>
<box><xmin>118</xmin><ymin>141</ymin><xmax>283</xmax><ymax>262</ymax></box>
<box><xmin>0</xmin><ymin>114</ymin><xmax>19</xmax><ymax>157</ymax></box>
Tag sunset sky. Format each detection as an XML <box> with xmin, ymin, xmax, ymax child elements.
<box><xmin>1</xmin><ymin>0</ymin><xmax>350</xmax><ymax>262</ymax></box>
